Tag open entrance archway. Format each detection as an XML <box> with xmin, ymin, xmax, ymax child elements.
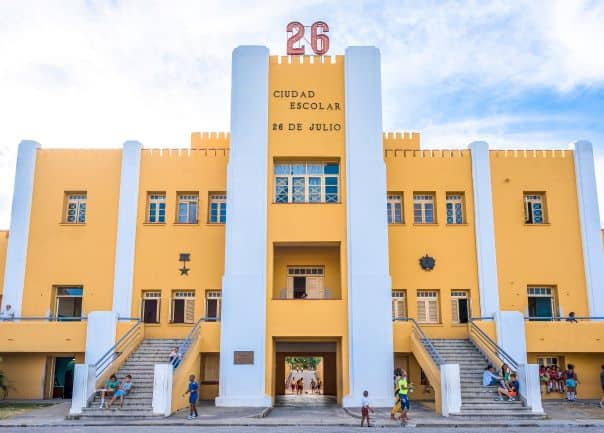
<box><xmin>274</xmin><ymin>341</ymin><xmax>338</xmax><ymax>407</ymax></box>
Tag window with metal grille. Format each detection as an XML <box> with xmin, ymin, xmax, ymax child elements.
<box><xmin>274</xmin><ymin>161</ymin><xmax>339</xmax><ymax>203</ymax></box>
<box><xmin>142</xmin><ymin>291</ymin><xmax>161</xmax><ymax>323</ymax></box>
<box><xmin>387</xmin><ymin>193</ymin><xmax>403</xmax><ymax>224</ymax></box>
<box><xmin>413</xmin><ymin>193</ymin><xmax>435</xmax><ymax>224</ymax></box>
<box><xmin>524</xmin><ymin>193</ymin><xmax>546</xmax><ymax>224</ymax></box>
<box><xmin>171</xmin><ymin>291</ymin><xmax>195</xmax><ymax>324</ymax></box>
<box><xmin>528</xmin><ymin>286</ymin><xmax>557</xmax><ymax>320</ymax></box>
<box><xmin>416</xmin><ymin>290</ymin><xmax>439</xmax><ymax>323</ymax></box>
<box><xmin>205</xmin><ymin>290</ymin><xmax>221</xmax><ymax>321</ymax></box>
<box><xmin>392</xmin><ymin>290</ymin><xmax>407</xmax><ymax>320</ymax></box>
<box><xmin>451</xmin><ymin>290</ymin><xmax>469</xmax><ymax>323</ymax></box>
<box><xmin>64</xmin><ymin>192</ymin><xmax>87</xmax><ymax>224</ymax></box>
<box><xmin>147</xmin><ymin>193</ymin><xmax>166</xmax><ymax>223</ymax></box>
<box><xmin>177</xmin><ymin>193</ymin><xmax>199</xmax><ymax>224</ymax></box>
<box><xmin>446</xmin><ymin>193</ymin><xmax>465</xmax><ymax>224</ymax></box>
<box><xmin>208</xmin><ymin>193</ymin><xmax>226</xmax><ymax>224</ymax></box>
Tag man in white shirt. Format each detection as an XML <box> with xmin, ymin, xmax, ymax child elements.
<box><xmin>0</xmin><ymin>304</ymin><xmax>15</xmax><ymax>321</ymax></box>
<box><xmin>482</xmin><ymin>365</ymin><xmax>502</xmax><ymax>386</ymax></box>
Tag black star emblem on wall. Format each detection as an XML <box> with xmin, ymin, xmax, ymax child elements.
<box><xmin>179</xmin><ymin>253</ymin><xmax>190</xmax><ymax>276</ymax></box>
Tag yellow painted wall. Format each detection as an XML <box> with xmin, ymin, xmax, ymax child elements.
<box><xmin>491</xmin><ymin>150</ymin><xmax>588</xmax><ymax>316</ymax></box>
<box><xmin>385</xmin><ymin>149</ymin><xmax>480</xmax><ymax>331</ymax></box>
<box><xmin>265</xmin><ymin>55</ymin><xmax>349</xmax><ymax>402</ymax></box>
<box><xmin>0</xmin><ymin>322</ymin><xmax>86</xmax><ymax>352</ymax></box>
<box><xmin>272</xmin><ymin>245</ymin><xmax>341</xmax><ymax>299</ymax></box>
<box><xmin>1</xmin><ymin>354</ymin><xmax>47</xmax><ymax>399</ymax></box>
<box><xmin>22</xmin><ymin>149</ymin><xmax>122</xmax><ymax>317</ymax></box>
<box><xmin>132</xmin><ymin>146</ymin><xmax>227</xmax><ymax>341</ymax></box>
<box><xmin>0</xmin><ymin>230</ymin><xmax>7</xmax><ymax>299</ymax></box>
<box><xmin>526</xmin><ymin>322</ymin><xmax>604</xmax><ymax>353</ymax></box>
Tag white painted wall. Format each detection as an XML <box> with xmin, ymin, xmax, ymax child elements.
<box><xmin>469</xmin><ymin>141</ymin><xmax>500</xmax><ymax>318</ymax></box>
<box><xmin>152</xmin><ymin>364</ymin><xmax>173</xmax><ymax>416</ymax></box>
<box><xmin>517</xmin><ymin>364</ymin><xmax>544</xmax><ymax>414</ymax></box>
<box><xmin>85</xmin><ymin>311</ymin><xmax>118</xmax><ymax>364</ymax></box>
<box><xmin>112</xmin><ymin>140</ymin><xmax>142</xmax><ymax>318</ymax></box>
<box><xmin>570</xmin><ymin>140</ymin><xmax>604</xmax><ymax>317</ymax></box>
<box><xmin>216</xmin><ymin>46</ymin><xmax>271</xmax><ymax>407</ymax></box>
<box><xmin>342</xmin><ymin>46</ymin><xmax>394</xmax><ymax>408</ymax></box>
<box><xmin>69</xmin><ymin>364</ymin><xmax>95</xmax><ymax>415</ymax></box>
<box><xmin>440</xmin><ymin>364</ymin><xmax>462</xmax><ymax>416</ymax></box>
<box><xmin>494</xmin><ymin>310</ymin><xmax>528</xmax><ymax>365</ymax></box>
<box><xmin>1</xmin><ymin>140</ymin><xmax>40</xmax><ymax>316</ymax></box>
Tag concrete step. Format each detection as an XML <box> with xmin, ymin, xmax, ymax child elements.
<box><xmin>450</xmin><ymin>412</ymin><xmax>545</xmax><ymax>419</ymax></box>
<box><xmin>461</xmin><ymin>401</ymin><xmax>525</xmax><ymax>409</ymax></box>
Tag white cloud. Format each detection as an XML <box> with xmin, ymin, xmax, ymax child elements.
<box><xmin>0</xmin><ymin>0</ymin><xmax>603</xmax><ymax>228</ymax></box>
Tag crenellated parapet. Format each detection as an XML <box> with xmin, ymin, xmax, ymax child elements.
<box><xmin>491</xmin><ymin>149</ymin><xmax>569</xmax><ymax>158</ymax></box>
<box><xmin>190</xmin><ymin>131</ymin><xmax>230</xmax><ymax>149</ymax></box>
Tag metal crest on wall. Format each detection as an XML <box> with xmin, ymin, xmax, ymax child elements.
<box><xmin>419</xmin><ymin>254</ymin><xmax>435</xmax><ymax>271</ymax></box>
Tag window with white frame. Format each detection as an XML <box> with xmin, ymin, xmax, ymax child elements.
<box><xmin>171</xmin><ymin>291</ymin><xmax>195</xmax><ymax>324</ymax></box>
<box><xmin>54</xmin><ymin>286</ymin><xmax>83</xmax><ymax>321</ymax></box>
<box><xmin>177</xmin><ymin>193</ymin><xmax>199</xmax><ymax>224</ymax></box>
<box><xmin>205</xmin><ymin>290</ymin><xmax>222</xmax><ymax>321</ymax></box>
<box><xmin>387</xmin><ymin>193</ymin><xmax>403</xmax><ymax>224</ymax></box>
<box><xmin>451</xmin><ymin>290</ymin><xmax>469</xmax><ymax>323</ymax></box>
<box><xmin>413</xmin><ymin>193</ymin><xmax>435</xmax><ymax>224</ymax></box>
<box><xmin>392</xmin><ymin>290</ymin><xmax>407</xmax><ymax>320</ymax></box>
<box><xmin>208</xmin><ymin>193</ymin><xmax>226</xmax><ymax>224</ymax></box>
<box><xmin>446</xmin><ymin>193</ymin><xmax>465</xmax><ymax>224</ymax></box>
<box><xmin>147</xmin><ymin>193</ymin><xmax>166</xmax><ymax>223</ymax></box>
<box><xmin>536</xmin><ymin>356</ymin><xmax>559</xmax><ymax>367</ymax></box>
<box><xmin>528</xmin><ymin>286</ymin><xmax>557</xmax><ymax>320</ymax></box>
<box><xmin>274</xmin><ymin>161</ymin><xmax>339</xmax><ymax>203</ymax></box>
<box><xmin>416</xmin><ymin>290</ymin><xmax>439</xmax><ymax>323</ymax></box>
<box><xmin>64</xmin><ymin>192</ymin><xmax>87</xmax><ymax>224</ymax></box>
<box><xmin>142</xmin><ymin>291</ymin><xmax>161</xmax><ymax>323</ymax></box>
<box><xmin>524</xmin><ymin>193</ymin><xmax>546</xmax><ymax>224</ymax></box>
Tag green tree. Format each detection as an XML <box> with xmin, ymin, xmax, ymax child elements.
<box><xmin>285</xmin><ymin>356</ymin><xmax>322</xmax><ymax>371</ymax></box>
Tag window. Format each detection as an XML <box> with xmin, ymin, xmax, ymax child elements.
<box><xmin>202</xmin><ymin>353</ymin><xmax>220</xmax><ymax>384</ymax></box>
<box><xmin>64</xmin><ymin>192</ymin><xmax>87</xmax><ymax>224</ymax></box>
<box><xmin>208</xmin><ymin>193</ymin><xmax>226</xmax><ymax>224</ymax></box>
<box><xmin>392</xmin><ymin>290</ymin><xmax>407</xmax><ymax>320</ymax></box>
<box><xmin>528</xmin><ymin>286</ymin><xmax>557</xmax><ymax>320</ymax></box>
<box><xmin>416</xmin><ymin>290</ymin><xmax>439</xmax><ymax>323</ymax></box>
<box><xmin>524</xmin><ymin>193</ymin><xmax>546</xmax><ymax>224</ymax></box>
<box><xmin>205</xmin><ymin>290</ymin><xmax>222</xmax><ymax>321</ymax></box>
<box><xmin>413</xmin><ymin>193</ymin><xmax>435</xmax><ymax>224</ymax></box>
<box><xmin>387</xmin><ymin>193</ymin><xmax>403</xmax><ymax>224</ymax></box>
<box><xmin>536</xmin><ymin>356</ymin><xmax>559</xmax><ymax>367</ymax></box>
<box><xmin>285</xmin><ymin>267</ymin><xmax>326</xmax><ymax>299</ymax></box>
<box><xmin>446</xmin><ymin>193</ymin><xmax>465</xmax><ymax>224</ymax></box>
<box><xmin>274</xmin><ymin>161</ymin><xmax>339</xmax><ymax>203</ymax></box>
<box><xmin>451</xmin><ymin>290</ymin><xmax>469</xmax><ymax>323</ymax></box>
<box><xmin>177</xmin><ymin>193</ymin><xmax>199</xmax><ymax>224</ymax></box>
<box><xmin>147</xmin><ymin>193</ymin><xmax>166</xmax><ymax>224</ymax></box>
<box><xmin>142</xmin><ymin>291</ymin><xmax>161</xmax><ymax>323</ymax></box>
<box><xmin>54</xmin><ymin>286</ymin><xmax>83</xmax><ymax>321</ymax></box>
<box><xmin>171</xmin><ymin>291</ymin><xmax>195</xmax><ymax>324</ymax></box>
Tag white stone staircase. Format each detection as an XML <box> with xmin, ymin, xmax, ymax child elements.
<box><xmin>427</xmin><ymin>339</ymin><xmax>544</xmax><ymax>419</ymax></box>
<box><xmin>78</xmin><ymin>339</ymin><xmax>183</xmax><ymax>419</ymax></box>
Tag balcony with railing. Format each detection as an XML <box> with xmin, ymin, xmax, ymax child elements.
<box><xmin>0</xmin><ymin>316</ymin><xmax>88</xmax><ymax>352</ymax></box>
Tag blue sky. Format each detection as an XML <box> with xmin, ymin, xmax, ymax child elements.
<box><xmin>0</xmin><ymin>0</ymin><xmax>603</xmax><ymax>227</ymax></box>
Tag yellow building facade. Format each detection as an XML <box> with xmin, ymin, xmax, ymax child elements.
<box><xmin>1</xmin><ymin>46</ymin><xmax>603</xmax><ymax>417</ymax></box>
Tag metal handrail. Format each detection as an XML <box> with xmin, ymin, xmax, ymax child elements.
<box><xmin>171</xmin><ymin>317</ymin><xmax>205</xmax><ymax>370</ymax></box>
<box><xmin>394</xmin><ymin>317</ymin><xmax>443</xmax><ymax>366</ymax></box>
<box><xmin>469</xmin><ymin>319</ymin><xmax>519</xmax><ymax>371</ymax></box>
<box><xmin>94</xmin><ymin>319</ymin><xmax>141</xmax><ymax>378</ymax></box>
<box><xmin>0</xmin><ymin>316</ymin><xmax>88</xmax><ymax>321</ymax></box>
<box><xmin>525</xmin><ymin>316</ymin><xmax>604</xmax><ymax>321</ymax></box>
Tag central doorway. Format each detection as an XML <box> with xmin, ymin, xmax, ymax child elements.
<box><xmin>274</xmin><ymin>341</ymin><xmax>338</xmax><ymax>407</ymax></box>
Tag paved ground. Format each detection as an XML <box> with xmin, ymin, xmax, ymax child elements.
<box><xmin>6</xmin><ymin>427</ymin><xmax>604</xmax><ymax>432</ymax></box>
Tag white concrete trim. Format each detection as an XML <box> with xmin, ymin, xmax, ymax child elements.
<box><xmin>469</xmin><ymin>141</ymin><xmax>500</xmax><ymax>317</ymax></box>
<box><xmin>112</xmin><ymin>140</ymin><xmax>142</xmax><ymax>317</ymax></box>
<box><xmin>570</xmin><ymin>140</ymin><xmax>604</xmax><ymax>317</ymax></box>
<box><xmin>70</xmin><ymin>364</ymin><xmax>95</xmax><ymax>415</ymax></box>
<box><xmin>493</xmin><ymin>310</ymin><xmax>527</xmax><ymax>365</ymax></box>
<box><xmin>152</xmin><ymin>364</ymin><xmax>173</xmax><ymax>416</ymax></box>
<box><xmin>217</xmin><ymin>46</ymin><xmax>270</xmax><ymax>407</ymax></box>
<box><xmin>342</xmin><ymin>46</ymin><xmax>394</xmax><ymax>408</ymax></box>
<box><xmin>1</xmin><ymin>140</ymin><xmax>40</xmax><ymax>316</ymax></box>
<box><xmin>517</xmin><ymin>364</ymin><xmax>544</xmax><ymax>414</ymax></box>
<box><xmin>85</xmin><ymin>311</ymin><xmax>118</xmax><ymax>364</ymax></box>
<box><xmin>440</xmin><ymin>364</ymin><xmax>462</xmax><ymax>416</ymax></box>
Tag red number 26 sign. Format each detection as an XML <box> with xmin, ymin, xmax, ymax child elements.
<box><xmin>286</xmin><ymin>21</ymin><xmax>329</xmax><ymax>56</ymax></box>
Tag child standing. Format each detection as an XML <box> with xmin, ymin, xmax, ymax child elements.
<box><xmin>361</xmin><ymin>390</ymin><xmax>374</xmax><ymax>427</ymax></box>
<box><xmin>565</xmin><ymin>364</ymin><xmax>579</xmax><ymax>402</ymax></box>
<box><xmin>183</xmin><ymin>374</ymin><xmax>199</xmax><ymax>419</ymax></box>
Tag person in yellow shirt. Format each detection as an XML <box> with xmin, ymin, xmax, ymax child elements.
<box><xmin>398</xmin><ymin>370</ymin><xmax>410</xmax><ymax>422</ymax></box>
